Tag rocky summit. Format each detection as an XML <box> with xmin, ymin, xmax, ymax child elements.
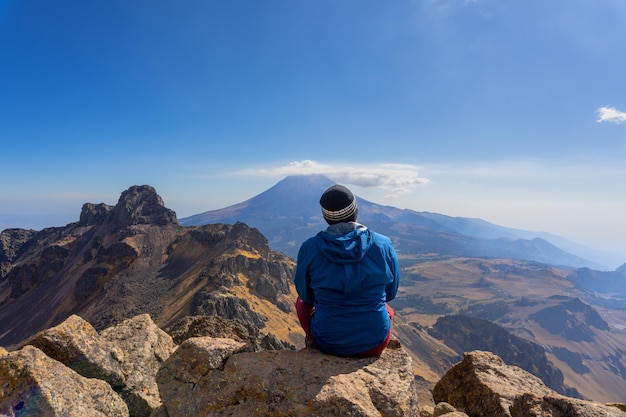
<box><xmin>0</xmin><ymin>185</ymin><xmax>300</xmax><ymax>349</ymax></box>
<box><xmin>1</xmin><ymin>314</ymin><xmax>625</xmax><ymax>417</ymax></box>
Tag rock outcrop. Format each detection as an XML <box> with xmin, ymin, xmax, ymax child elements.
<box><xmin>109</xmin><ymin>185</ymin><xmax>178</xmax><ymax>228</ymax></box>
<box><xmin>23</xmin><ymin>314</ymin><xmax>177</xmax><ymax>417</ymax></box>
<box><xmin>0</xmin><ymin>345</ymin><xmax>129</xmax><ymax>417</ymax></box>
<box><xmin>155</xmin><ymin>337</ymin><xmax>419</xmax><ymax>417</ymax></box>
<box><xmin>433</xmin><ymin>350</ymin><xmax>626</xmax><ymax>417</ymax></box>
<box><xmin>78</xmin><ymin>185</ymin><xmax>178</xmax><ymax>229</ymax></box>
<box><xmin>26</xmin><ymin>314</ymin><xmax>126</xmax><ymax>388</ymax></box>
<box><xmin>99</xmin><ymin>314</ymin><xmax>178</xmax><ymax>417</ymax></box>
<box><xmin>0</xmin><ymin>185</ymin><xmax>300</xmax><ymax>351</ymax></box>
<box><xmin>0</xmin><ymin>228</ymin><xmax>37</xmax><ymax>279</ymax></box>
<box><xmin>165</xmin><ymin>314</ymin><xmax>294</xmax><ymax>350</ymax></box>
<box><xmin>2</xmin><ymin>314</ymin><xmax>625</xmax><ymax>417</ymax></box>
<box><xmin>1</xmin><ymin>314</ymin><xmax>420</xmax><ymax>417</ymax></box>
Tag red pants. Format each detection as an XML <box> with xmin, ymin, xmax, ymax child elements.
<box><xmin>295</xmin><ymin>297</ymin><xmax>395</xmax><ymax>357</ymax></box>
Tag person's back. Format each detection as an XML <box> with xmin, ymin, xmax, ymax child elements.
<box><xmin>294</xmin><ymin>184</ymin><xmax>400</xmax><ymax>357</ymax></box>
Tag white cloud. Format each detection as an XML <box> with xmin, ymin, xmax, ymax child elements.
<box><xmin>240</xmin><ymin>160</ymin><xmax>430</xmax><ymax>196</ymax></box>
<box><xmin>596</xmin><ymin>106</ymin><xmax>626</xmax><ymax>124</ymax></box>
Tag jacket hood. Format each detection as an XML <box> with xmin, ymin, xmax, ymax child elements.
<box><xmin>317</xmin><ymin>223</ymin><xmax>372</xmax><ymax>264</ymax></box>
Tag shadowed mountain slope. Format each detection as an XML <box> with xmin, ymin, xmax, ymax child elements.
<box><xmin>0</xmin><ymin>185</ymin><xmax>301</xmax><ymax>349</ymax></box>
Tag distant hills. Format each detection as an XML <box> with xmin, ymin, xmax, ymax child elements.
<box><xmin>181</xmin><ymin>174</ymin><xmax>608</xmax><ymax>269</ymax></box>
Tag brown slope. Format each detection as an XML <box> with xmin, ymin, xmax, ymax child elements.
<box><xmin>392</xmin><ymin>257</ymin><xmax>626</xmax><ymax>403</ymax></box>
<box><xmin>0</xmin><ymin>185</ymin><xmax>303</xmax><ymax>349</ymax></box>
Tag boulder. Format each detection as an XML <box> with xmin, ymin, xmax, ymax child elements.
<box><xmin>433</xmin><ymin>350</ymin><xmax>626</xmax><ymax>417</ymax></box>
<box><xmin>24</xmin><ymin>313</ymin><xmax>177</xmax><ymax>417</ymax></box>
<box><xmin>99</xmin><ymin>314</ymin><xmax>178</xmax><ymax>417</ymax></box>
<box><xmin>0</xmin><ymin>345</ymin><xmax>128</xmax><ymax>416</ymax></box>
<box><xmin>26</xmin><ymin>314</ymin><xmax>125</xmax><ymax>388</ymax></box>
<box><xmin>156</xmin><ymin>337</ymin><xmax>419</xmax><ymax>417</ymax></box>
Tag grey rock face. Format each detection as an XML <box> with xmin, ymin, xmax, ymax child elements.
<box><xmin>0</xmin><ymin>345</ymin><xmax>129</xmax><ymax>417</ymax></box>
<box><xmin>433</xmin><ymin>350</ymin><xmax>626</xmax><ymax>417</ymax></box>
<box><xmin>156</xmin><ymin>337</ymin><xmax>420</xmax><ymax>417</ymax></box>
<box><xmin>24</xmin><ymin>313</ymin><xmax>176</xmax><ymax>417</ymax></box>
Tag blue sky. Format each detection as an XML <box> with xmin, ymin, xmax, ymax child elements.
<box><xmin>1</xmin><ymin>0</ymin><xmax>625</xmax><ymax>266</ymax></box>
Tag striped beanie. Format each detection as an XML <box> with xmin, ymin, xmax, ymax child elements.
<box><xmin>320</xmin><ymin>185</ymin><xmax>358</xmax><ymax>224</ymax></box>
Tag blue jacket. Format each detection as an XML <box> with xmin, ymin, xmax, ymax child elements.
<box><xmin>294</xmin><ymin>222</ymin><xmax>400</xmax><ymax>356</ymax></box>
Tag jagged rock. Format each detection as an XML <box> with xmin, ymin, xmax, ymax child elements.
<box><xmin>166</xmin><ymin>314</ymin><xmax>254</xmax><ymax>344</ymax></box>
<box><xmin>433</xmin><ymin>350</ymin><xmax>626</xmax><ymax>417</ymax></box>
<box><xmin>156</xmin><ymin>337</ymin><xmax>419</xmax><ymax>417</ymax></box>
<box><xmin>24</xmin><ymin>313</ymin><xmax>176</xmax><ymax>417</ymax></box>
<box><xmin>157</xmin><ymin>337</ymin><xmax>248</xmax><ymax>385</ymax></box>
<box><xmin>0</xmin><ymin>184</ymin><xmax>300</xmax><ymax>355</ymax></box>
<box><xmin>7</xmin><ymin>243</ymin><xmax>71</xmax><ymax>298</ymax></box>
<box><xmin>99</xmin><ymin>314</ymin><xmax>178</xmax><ymax>417</ymax></box>
<box><xmin>10</xmin><ymin>313</ymin><xmax>625</xmax><ymax>417</ymax></box>
<box><xmin>0</xmin><ymin>347</ymin><xmax>7</xmax><ymax>357</ymax></box>
<box><xmin>0</xmin><ymin>229</ymin><xmax>36</xmax><ymax>262</ymax></box>
<box><xmin>165</xmin><ymin>314</ymin><xmax>295</xmax><ymax>351</ymax></box>
<box><xmin>74</xmin><ymin>240</ymin><xmax>140</xmax><ymax>304</ymax></box>
<box><xmin>0</xmin><ymin>345</ymin><xmax>129</xmax><ymax>416</ymax></box>
<box><xmin>220</xmin><ymin>253</ymin><xmax>292</xmax><ymax>300</ymax></box>
<box><xmin>25</xmin><ymin>314</ymin><xmax>125</xmax><ymax>388</ymax></box>
<box><xmin>192</xmin><ymin>291</ymin><xmax>268</xmax><ymax>332</ymax></box>
<box><xmin>0</xmin><ymin>229</ymin><xmax>36</xmax><ymax>279</ymax></box>
<box><xmin>111</xmin><ymin>185</ymin><xmax>178</xmax><ymax>228</ymax></box>
<box><xmin>256</xmin><ymin>332</ymin><xmax>296</xmax><ymax>351</ymax></box>
<box><xmin>0</xmin><ymin>204</ymin><xmax>299</xmax><ymax>350</ymax></box>
<box><xmin>79</xmin><ymin>202</ymin><xmax>113</xmax><ymax>226</ymax></box>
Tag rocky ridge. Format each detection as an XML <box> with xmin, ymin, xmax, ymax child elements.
<box><xmin>0</xmin><ymin>185</ymin><xmax>300</xmax><ymax>349</ymax></box>
<box><xmin>2</xmin><ymin>313</ymin><xmax>625</xmax><ymax>417</ymax></box>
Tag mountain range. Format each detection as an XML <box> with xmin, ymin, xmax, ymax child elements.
<box><xmin>1</xmin><ymin>179</ymin><xmax>626</xmax><ymax>404</ymax></box>
<box><xmin>181</xmin><ymin>174</ymin><xmax>613</xmax><ymax>270</ymax></box>
<box><xmin>180</xmin><ymin>175</ymin><xmax>626</xmax><ymax>401</ymax></box>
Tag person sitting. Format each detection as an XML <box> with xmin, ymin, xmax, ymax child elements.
<box><xmin>294</xmin><ymin>184</ymin><xmax>400</xmax><ymax>357</ymax></box>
